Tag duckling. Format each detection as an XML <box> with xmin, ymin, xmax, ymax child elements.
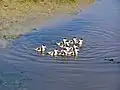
<box><xmin>47</xmin><ymin>49</ymin><xmax>59</xmax><ymax>56</ymax></box>
<box><xmin>56</xmin><ymin>42</ymin><xmax>64</xmax><ymax>48</ymax></box>
<box><xmin>67</xmin><ymin>51</ymin><xmax>73</xmax><ymax>56</ymax></box>
<box><xmin>72</xmin><ymin>48</ymin><xmax>79</xmax><ymax>56</ymax></box>
<box><xmin>78</xmin><ymin>38</ymin><xmax>83</xmax><ymax>47</ymax></box>
<box><xmin>69</xmin><ymin>40</ymin><xmax>74</xmax><ymax>45</ymax></box>
<box><xmin>72</xmin><ymin>37</ymin><xmax>78</xmax><ymax>44</ymax></box>
<box><xmin>56</xmin><ymin>42</ymin><xmax>61</xmax><ymax>46</ymax></box>
<box><xmin>35</xmin><ymin>44</ymin><xmax>46</xmax><ymax>52</ymax></box>
<box><xmin>47</xmin><ymin>51</ymin><xmax>54</xmax><ymax>56</ymax></box>
<box><xmin>62</xmin><ymin>38</ymin><xmax>67</xmax><ymax>44</ymax></box>
<box><xmin>60</xmin><ymin>49</ymin><xmax>68</xmax><ymax>56</ymax></box>
<box><xmin>54</xmin><ymin>49</ymin><xmax>59</xmax><ymax>56</ymax></box>
<box><xmin>56</xmin><ymin>38</ymin><xmax>68</xmax><ymax>48</ymax></box>
<box><xmin>64</xmin><ymin>46</ymin><xmax>70</xmax><ymax>52</ymax></box>
<box><xmin>65</xmin><ymin>45</ymin><xmax>79</xmax><ymax>56</ymax></box>
<box><xmin>73</xmin><ymin>45</ymin><xmax>78</xmax><ymax>49</ymax></box>
<box><xmin>65</xmin><ymin>40</ymin><xmax>70</xmax><ymax>47</ymax></box>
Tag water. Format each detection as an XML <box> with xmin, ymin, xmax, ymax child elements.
<box><xmin>0</xmin><ymin>0</ymin><xmax>120</xmax><ymax>90</ymax></box>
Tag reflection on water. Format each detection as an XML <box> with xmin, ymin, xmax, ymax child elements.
<box><xmin>0</xmin><ymin>0</ymin><xmax>120</xmax><ymax>90</ymax></box>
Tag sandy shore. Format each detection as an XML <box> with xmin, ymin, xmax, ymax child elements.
<box><xmin>0</xmin><ymin>0</ymin><xmax>94</xmax><ymax>48</ymax></box>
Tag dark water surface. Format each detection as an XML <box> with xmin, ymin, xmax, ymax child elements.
<box><xmin>0</xmin><ymin>0</ymin><xmax>120</xmax><ymax>90</ymax></box>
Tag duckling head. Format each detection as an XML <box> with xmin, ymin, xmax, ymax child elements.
<box><xmin>35</xmin><ymin>47</ymin><xmax>41</xmax><ymax>52</ymax></box>
<box><xmin>56</xmin><ymin>42</ymin><xmax>64</xmax><ymax>48</ymax></box>
<box><xmin>79</xmin><ymin>38</ymin><xmax>83</xmax><ymax>42</ymax></box>
<box><xmin>42</xmin><ymin>44</ymin><xmax>46</xmax><ymax>48</ymax></box>
<box><xmin>72</xmin><ymin>37</ymin><xmax>78</xmax><ymax>44</ymax></box>
<box><xmin>41</xmin><ymin>44</ymin><xmax>46</xmax><ymax>51</ymax></box>
<box><xmin>63</xmin><ymin>38</ymin><xmax>67</xmax><ymax>43</ymax></box>
<box><xmin>73</xmin><ymin>45</ymin><xmax>78</xmax><ymax>49</ymax></box>
<box><xmin>69</xmin><ymin>40</ymin><xmax>74</xmax><ymax>45</ymax></box>
<box><xmin>80</xmin><ymin>38</ymin><xmax>83</xmax><ymax>40</ymax></box>
<box><xmin>78</xmin><ymin>38</ymin><xmax>83</xmax><ymax>47</ymax></box>
<box><xmin>73</xmin><ymin>37</ymin><xmax>77</xmax><ymax>41</ymax></box>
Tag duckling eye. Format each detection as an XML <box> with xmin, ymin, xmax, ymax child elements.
<box><xmin>63</xmin><ymin>38</ymin><xmax>67</xmax><ymax>39</ymax></box>
<box><xmin>38</xmin><ymin>48</ymin><xmax>40</xmax><ymax>50</ymax></box>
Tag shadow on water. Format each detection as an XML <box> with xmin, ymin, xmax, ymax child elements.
<box><xmin>0</xmin><ymin>0</ymin><xmax>120</xmax><ymax>90</ymax></box>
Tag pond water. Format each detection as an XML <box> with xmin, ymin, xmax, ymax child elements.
<box><xmin>0</xmin><ymin>0</ymin><xmax>120</xmax><ymax>90</ymax></box>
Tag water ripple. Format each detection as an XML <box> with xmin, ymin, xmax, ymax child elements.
<box><xmin>0</xmin><ymin>0</ymin><xmax>120</xmax><ymax>90</ymax></box>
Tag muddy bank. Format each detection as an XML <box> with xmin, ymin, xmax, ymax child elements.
<box><xmin>0</xmin><ymin>0</ymin><xmax>95</xmax><ymax>48</ymax></box>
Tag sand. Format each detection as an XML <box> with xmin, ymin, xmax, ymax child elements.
<box><xmin>0</xmin><ymin>0</ymin><xmax>95</xmax><ymax>48</ymax></box>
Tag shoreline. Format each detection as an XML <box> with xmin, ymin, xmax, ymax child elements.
<box><xmin>0</xmin><ymin>0</ymin><xmax>95</xmax><ymax>48</ymax></box>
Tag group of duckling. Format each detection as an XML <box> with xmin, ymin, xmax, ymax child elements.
<box><xmin>35</xmin><ymin>37</ymin><xmax>83</xmax><ymax>57</ymax></box>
